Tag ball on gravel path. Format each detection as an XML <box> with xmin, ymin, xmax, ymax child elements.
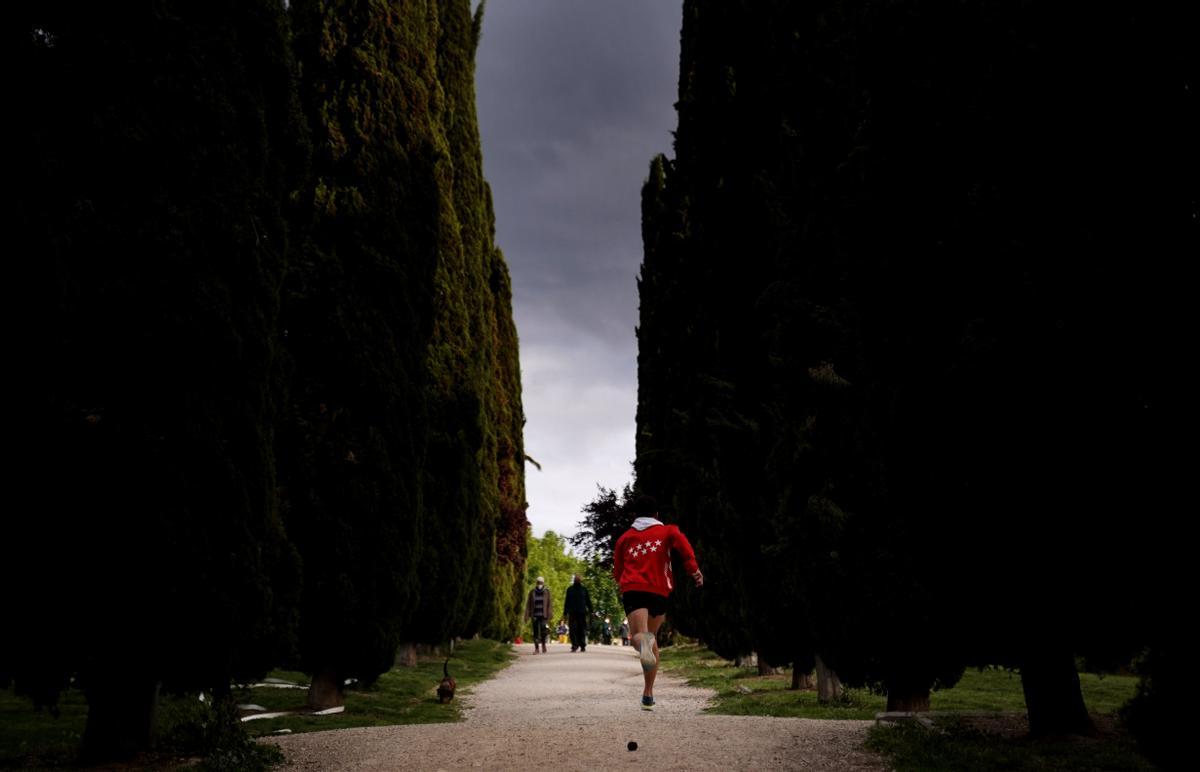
<box><xmin>627</xmin><ymin>741</ymin><xmax>638</xmax><ymax>751</ymax></box>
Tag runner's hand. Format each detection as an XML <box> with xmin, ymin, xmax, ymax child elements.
<box><xmin>692</xmin><ymin>570</ymin><xmax>704</xmax><ymax>588</ymax></box>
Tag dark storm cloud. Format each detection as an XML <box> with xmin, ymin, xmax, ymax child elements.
<box><xmin>478</xmin><ymin>1</ymin><xmax>681</xmax><ymax>303</ymax></box>
<box><xmin>475</xmin><ymin>1</ymin><xmax>681</xmax><ymax>535</ymax></box>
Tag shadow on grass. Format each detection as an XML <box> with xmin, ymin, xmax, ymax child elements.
<box><xmin>1</xmin><ymin>639</ymin><xmax>515</xmax><ymax>769</ymax></box>
<box><xmin>866</xmin><ymin>715</ymin><xmax>1155</xmax><ymax>772</ymax></box>
<box><xmin>658</xmin><ymin>641</ymin><xmax>1155</xmax><ymax>770</ymax></box>
<box><xmin>240</xmin><ymin>638</ymin><xmax>514</xmax><ymax>737</ymax></box>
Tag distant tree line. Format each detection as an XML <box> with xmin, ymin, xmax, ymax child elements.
<box><xmin>527</xmin><ymin>529</ymin><xmax>622</xmax><ymax>641</ymax></box>
<box><xmin>8</xmin><ymin>0</ymin><xmax>525</xmax><ymax>762</ymax></box>
<box><xmin>633</xmin><ymin>0</ymin><xmax>1193</xmax><ymax>766</ymax></box>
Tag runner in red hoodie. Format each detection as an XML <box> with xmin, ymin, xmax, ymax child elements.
<box><xmin>612</xmin><ymin>495</ymin><xmax>703</xmax><ymax>710</ymax></box>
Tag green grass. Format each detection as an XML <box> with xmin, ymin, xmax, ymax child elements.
<box><xmin>0</xmin><ymin>639</ymin><xmax>514</xmax><ymax>768</ymax></box>
<box><xmin>659</xmin><ymin>643</ymin><xmax>1152</xmax><ymax>771</ymax></box>
<box><xmin>865</xmin><ymin>719</ymin><xmax>1154</xmax><ymax>772</ymax></box>
<box><xmin>657</xmin><ymin>643</ymin><xmax>1139</xmax><ymax>720</ymax></box>
<box><xmin>930</xmin><ymin>668</ymin><xmax>1140</xmax><ymax>715</ymax></box>
<box><xmin>240</xmin><ymin>638</ymin><xmax>514</xmax><ymax>736</ymax></box>
<box><xmin>0</xmin><ymin>687</ymin><xmax>88</xmax><ymax>768</ymax></box>
<box><xmin>657</xmin><ymin>643</ymin><xmax>881</xmax><ymax>718</ymax></box>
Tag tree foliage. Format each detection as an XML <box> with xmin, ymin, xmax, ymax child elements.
<box><xmin>10</xmin><ymin>0</ymin><xmax>525</xmax><ymax>758</ymax></box>
<box><xmin>524</xmin><ymin>530</ymin><xmax>583</xmax><ymax>622</ymax></box>
<box><xmin>637</xmin><ymin>0</ymin><xmax>1194</xmax><ymax>732</ymax></box>
<box><xmin>13</xmin><ymin>0</ymin><xmax>305</xmax><ymax>758</ymax></box>
<box><xmin>570</xmin><ymin>483</ymin><xmax>634</xmax><ymax>567</ymax></box>
<box><xmin>524</xmin><ymin>531</ymin><xmax>622</xmax><ymax>643</ymax></box>
<box><xmin>278</xmin><ymin>0</ymin><xmax>526</xmax><ymax>691</ymax></box>
<box><xmin>582</xmin><ymin>559</ymin><xmax>624</xmax><ymax>640</ymax></box>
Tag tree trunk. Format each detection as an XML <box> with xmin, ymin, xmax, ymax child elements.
<box><xmin>758</xmin><ymin>659</ymin><xmax>779</xmax><ymax>676</ymax></box>
<box><xmin>80</xmin><ymin>671</ymin><xmax>159</xmax><ymax>762</ymax></box>
<box><xmin>815</xmin><ymin>655</ymin><xmax>842</xmax><ymax>703</ymax></box>
<box><xmin>886</xmin><ymin>686</ymin><xmax>931</xmax><ymax>712</ymax></box>
<box><xmin>1021</xmin><ymin>650</ymin><xmax>1094</xmax><ymax>737</ymax></box>
<box><xmin>396</xmin><ymin>641</ymin><xmax>418</xmax><ymax>667</ymax></box>
<box><xmin>306</xmin><ymin>668</ymin><xmax>345</xmax><ymax>710</ymax></box>
<box><xmin>791</xmin><ymin>667</ymin><xmax>814</xmax><ymax>690</ymax></box>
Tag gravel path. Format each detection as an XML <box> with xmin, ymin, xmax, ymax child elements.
<box><xmin>268</xmin><ymin>642</ymin><xmax>889</xmax><ymax>770</ymax></box>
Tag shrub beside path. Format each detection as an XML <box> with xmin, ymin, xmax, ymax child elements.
<box><xmin>268</xmin><ymin>642</ymin><xmax>888</xmax><ymax>770</ymax></box>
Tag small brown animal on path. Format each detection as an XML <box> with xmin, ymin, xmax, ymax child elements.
<box><xmin>437</xmin><ymin>658</ymin><xmax>456</xmax><ymax>703</ymax></box>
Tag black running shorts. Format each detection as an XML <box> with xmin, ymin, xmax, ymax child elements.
<box><xmin>622</xmin><ymin>590</ymin><xmax>669</xmax><ymax>617</ymax></box>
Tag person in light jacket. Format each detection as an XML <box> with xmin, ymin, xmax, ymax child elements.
<box><xmin>524</xmin><ymin>577</ymin><xmax>552</xmax><ymax>654</ymax></box>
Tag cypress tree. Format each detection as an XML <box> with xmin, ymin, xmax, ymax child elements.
<box><xmin>482</xmin><ymin>240</ymin><xmax>529</xmax><ymax>641</ymax></box>
<box><xmin>837</xmin><ymin>0</ymin><xmax>1195</xmax><ymax>728</ymax></box>
<box><xmin>282</xmin><ymin>0</ymin><xmax>523</xmax><ymax>704</ymax></box>
<box><xmin>12</xmin><ymin>1</ymin><xmax>303</xmax><ymax>759</ymax></box>
<box><xmin>637</xmin><ymin>0</ymin><xmax>860</xmax><ymax>675</ymax></box>
<box><xmin>283</xmin><ymin>0</ymin><xmax>443</xmax><ymax>707</ymax></box>
<box><xmin>637</xmin><ymin>0</ymin><xmax>1194</xmax><ymax>730</ymax></box>
<box><xmin>425</xmin><ymin>0</ymin><xmax>516</xmax><ymax>642</ymax></box>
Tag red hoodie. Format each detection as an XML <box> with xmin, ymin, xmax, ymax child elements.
<box><xmin>613</xmin><ymin>518</ymin><xmax>700</xmax><ymax>597</ymax></box>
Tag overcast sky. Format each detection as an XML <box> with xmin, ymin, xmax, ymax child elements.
<box><xmin>474</xmin><ymin>1</ymin><xmax>683</xmax><ymax>541</ymax></box>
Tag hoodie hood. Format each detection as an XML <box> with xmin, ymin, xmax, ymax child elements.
<box><xmin>632</xmin><ymin>517</ymin><xmax>664</xmax><ymax>531</ymax></box>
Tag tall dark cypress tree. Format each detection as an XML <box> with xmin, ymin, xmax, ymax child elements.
<box><xmin>483</xmin><ymin>239</ymin><xmax>530</xmax><ymax>641</ymax></box>
<box><xmin>283</xmin><ymin>0</ymin><xmax>524</xmax><ymax>703</ymax></box>
<box><xmin>834</xmin><ymin>0</ymin><xmax>1196</xmax><ymax>728</ymax></box>
<box><xmin>426</xmin><ymin>0</ymin><xmax>513</xmax><ymax>643</ymax></box>
<box><xmin>283</xmin><ymin>0</ymin><xmax>442</xmax><ymax>707</ymax></box>
<box><xmin>638</xmin><ymin>0</ymin><xmax>871</xmax><ymax>677</ymax></box>
<box><xmin>637</xmin><ymin>0</ymin><xmax>1195</xmax><ymax>733</ymax></box>
<box><xmin>12</xmin><ymin>1</ymin><xmax>303</xmax><ymax>759</ymax></box>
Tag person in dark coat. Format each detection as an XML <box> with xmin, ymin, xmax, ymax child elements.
<box><xmin>563</xmin><ymin>574</ymin><xmax>593</xmax><ymax>652</ymax></box>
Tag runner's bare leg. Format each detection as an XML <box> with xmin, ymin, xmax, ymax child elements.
<box><xmin>628</xmin><ymin>608</ymin><xmax>667</xmax><ymax>696</ymax></box>
<box><xmin>645</xmin><ymin>613</ymin><xmax>665</xmax><ymax>696</ymax></box>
